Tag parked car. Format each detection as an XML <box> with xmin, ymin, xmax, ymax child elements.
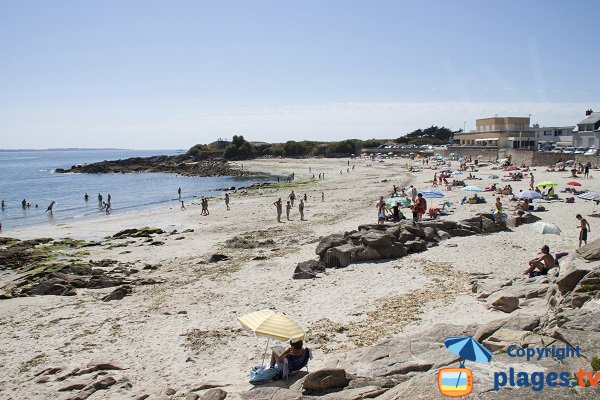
<box><xmin>574</xmin><ymin>147</ymin><xmax>588</xmax><ymax>154</ymax></box>
<box><xmin>584</xmin><ymin>148</ymin><xmax>597</xmax><ymax>156</ymax></box>
<box><xmin>550</xmin><ymin>148</ymin><xmax>563</xmax><ymax>153</ymax></box>
<box><xmin>540</xmin><ymin>145</ymin><xmax>555</xmax><ymax>152</ymax></box>
<box><xmin>562</xmin><ymin>147</ymin><xmax>575</xmax><ymax>154</ymax></box>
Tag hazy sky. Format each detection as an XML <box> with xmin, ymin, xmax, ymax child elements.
<box><xmin>1</xmin><ymin>0</ymin><xmax>598</xmax><ymax>149</ymax></box>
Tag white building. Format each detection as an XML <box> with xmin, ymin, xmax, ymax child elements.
<box><xmin>573</xmin><ymin>110</ymin><xmax>600</xmax><ymax>149</ymax></box>
<box><xmin>532</xmin><ymin>124</ymin><xmax>574</xmax><ymax>149</ymax></box>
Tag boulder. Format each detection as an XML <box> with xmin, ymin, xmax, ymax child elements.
<box><xmin>397</xmin><ymin>231</ymin><xmax>416</xmax><ymax>244</ymax></box>
<box><xmin>26</xmin><ymin>280</ymin><xmax>77</xmax><ymax>296</ymax></box>
<box><xmin>422</xmin><ymin>227</ymin><xmax>436</xmax><ymax>240</ymax></box>
<box><xmin>293</xmin><ymin>260</ymin><xmax>326</xmax><ymax>279</ymax></box>
<box><xmin>209</xmin><ymin>254</ymin><xmax>229</xmax><ymax>263</ymax></box>
<box><xmin>354</xmin><ymin>246</ymin><xmax>381</xmax><ymax>261</ymax></box>
<box><xmin>376</xmin><ymin>243</ymin><xmax>408</xmax><ymax>259</ymax></box>
<box><xmin>577</xmin><ymin>238</ymin><xmax>600</xmax><ymax>260</ymax></box>
<box><xmin>385</xmin><ymin>225</ymin><xmax>403</xmax><ymax>238</ymax></box>
<box><xmin>489</xmin><ymin>294</ymin><xmax>519</xmax><ymax>313</ymax></box>
<box><xmin>436</xmin><ymin>230</ymin><xmax>451</xmax><ymax>241</ymax></box>
<box><xmin>448</xmin><ymin>228</ymin><xmax>476</xmax><ymax>237</ymax></box>
<box><xmin>201</xmin><ymin>388</ymin><xmax>227</xmax><ymax>400</ymax></box>
<box><xmin>441</xmin><ymin>220</ymin><xmax>458</xmax><ymax>231</ymax></box>
<box><xmin>101</xmin><ymin>285</ymin><xmax>132</xmax><ymax>301</ymax></box>
<box><xmin>404</xmin><ymin>239</ymin><xmax>427</xmax><ymax>253</ymax></box>
<box><xmin>322</xmin><ymin>244</ymin><xmax>358</xmax><ymax>268</ymax></box>
<box><xmin>481</xmin><ymin>216</ymin><xmax>505</xmax><ymax>233</ymax></box>
<box><xmin>403</xmin><ymin>225</ymin><xmax>426</xmax><ymax>239</ymax></box>
<box><xmin>358</xmin><ymin>224</ymin><xmax>390</xmax><ymax>231</ymax></box>
<box><xmin>360</xmin><ymin>231</ymin><xmax>395</xmax><ymax>247</ymax></box>
<box><xmin>316</xmin><ymin>234</ymin><xmax>347</xmax><ymax>258</ymax></box>
<box><xmin>302</xmin><ymin>369</ymin><xmax>351</xmax><ymax>392</ymax></box>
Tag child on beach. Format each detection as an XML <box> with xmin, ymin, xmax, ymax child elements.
<box><xmin>576</xmin><ymin>214</ymin><xmax>591</xmax><ymax>247</ymax></box>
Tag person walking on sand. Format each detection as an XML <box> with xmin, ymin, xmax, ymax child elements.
<box><xmin>273</xmin><ymin>198</ymin><xmax>283</xmax><ymax>222</ymax></box>
<box><xmin>181</xmin><ymin>200</ymin><xmax>186</xmax><ymax>210</ymax></box>
<box><xmin>303</xmin><ymin>193</ymin><xmax>307</xmax><ymax>201</ymax></box>
<box><xmin>321</xmin><ymin>192</ymin><xmax>325</xmax><ymax>202</ymax></box>
<box><xmin>225</xmin><ymin>193</ymin><xmax>230</xmax><ymax>210</ymax></box>
<box><xmin>286</xmin><ymin>201</ymin><xmax>292</xmax><ymax>220</ymax></box>
<box><xmin>415</xmin><ymin>193</ymin><xmax>426</xmax><ymax>222</ymax></box>
<box><xmin>409</xmin><ymin>185</ymin><xmax>417</xmax><ymax>203</ymax></box>
<box><xmin>376</xmin><ymin>196</ymin><xmax>386</xmax><ymax>225</ymax></box>
<box><xmin>299</xmin><ymin>199</ymin><xmax>305</xmax><ymax>221</ymax></box>
<box><xmin>289</xmin><ymin>190</ymin><xmax>296</xmax><ymax>207</ymax></box>
<box><xmin>577</xmin><ymin>214</ymin><xmax>591</xmax><ymax>247</ymax></box>
<box><xmin>529</xmin><ymin>173</ymin><xmax>534</xmax><ymax>190</ymax></box>
<box><xmin>46</xmin><ymin>201</ymin><xmax>56</xmax><ymax>215</ymax></box>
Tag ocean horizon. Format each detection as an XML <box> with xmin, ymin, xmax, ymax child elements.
<box><xmin>0</xmin><ymin>149</ymin><xmax>269</xmax><ymax>232</ymax></box>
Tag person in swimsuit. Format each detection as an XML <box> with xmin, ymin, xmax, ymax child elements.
<box><xmin>524</xmin><ymin>245</ymin><xmax>556</xmax><ymax>276</ymax></box>
<box><xmin>273</xmin><ymin>198</ymin><xmax>283</xmax><ymax>222</ymax></box>
<box><xmin>376</xmin><ymin>196</ymin><xmax>385</xmax><ymax>224</ymax></box>
<box><xmin>577</xmin><ymin>214</ymin><xmax>591</xmax><ymax>247</ymax></box>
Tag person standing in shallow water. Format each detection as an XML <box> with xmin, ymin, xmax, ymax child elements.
<box><xmin>273</xmin><ymin>198</ymin><xmax>283</xmax><ymax>222</ymax></box>
<box><xmin>98</xmin><ymin>193</ymin><xmax>103</xmax><ymax>207</ymax></box>
<box><xmin>299</xmin><ymin>199</ymin><xmax>305</xmax><ymax>221</ymax></box>
<box><xmin>84</xmin><ymin>193</ymin><xmax>89</xmax><ymax>202</ymax></box>
<box><xmin>46</xmin><ymin>201</ymin><xmax>56</xmax><ymax>215</ymax></box>
<box><xmin>178</xmin><ymin>187</ymin><xmax>182</xmax><ymax>198</ymax></box>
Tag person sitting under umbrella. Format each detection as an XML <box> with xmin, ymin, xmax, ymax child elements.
<box><xmin>269</xmin><ymin>339</ymin><xmax>312</xmax><ymax>379</ymax></box>
<box><xmin>524</xmin><ymin>245</ymin><xmax>556</xmax><ymax>277</ymax></box>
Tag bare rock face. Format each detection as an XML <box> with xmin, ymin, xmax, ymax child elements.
<box><xmin>302</xmin><ymin>369</ymin><xmax>351</xmax><ymax>392</ymax></box>
<box><xmin>556</xmin><ymin>256</ymin><xmax>595</xmax><ymax>294</ymax></box>
<box><xmin>577</xmin><ymin>237</ymin><xmax>600</xmax><ymax>260</ymax></box>
<box><xmin>322</xmin><ymin>244</ymin><xmax>358</xmax><ymax>268</ymax></box>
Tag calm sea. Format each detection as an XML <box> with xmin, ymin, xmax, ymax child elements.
<box><xmin>0</xmin><ymin>149</ymin><xmax>269</xmax><ymax>232</ymax></box>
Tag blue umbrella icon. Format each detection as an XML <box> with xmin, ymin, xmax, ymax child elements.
<box><xmin>444</xmin><ymin>336</ymin><xmax>492</xmax><ymax>388</ymax></box>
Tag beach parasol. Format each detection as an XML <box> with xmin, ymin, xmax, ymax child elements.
<box><xmin>567</xmin><ymin>181</ymin><xmax>582</xmax><ymax>187</ymax></box>
<box><xmin>530</xmin><ymin>221</ymin><xmax>561</xmax><ymax>235</ymax></box>
<box><xmin>505</xmin><ymin>166</ymin><xmax>520</xmax><ymax>171</ymax></box>
<box><xmin>462</xmin><ymin>185</ymin><xmax>482</xmax><ymax>192</ymax></box>
<box><xmin>238</xmin><ymin>309</ymin><xmax>305</xmax><ymax>366</ymax></box>
<box><xmin>515</xmin><ymin>190</ymin><xmax>542</xmax><ymax>200</ymax></box>
<box><xmin>420</xmin><ymin>189</ymin><xmax>444</xmax><ymax>198</ymax></box>
<box><xmin>536</xmin><ymin>181</ymin><xmax>557</xmax><ymax>188</ymax></box>
<box><xmin>385</xmin><ymin>197</ymin><xmax>412</xmax><ymax>208</ymax></box>
<box><xmin>445</xmin><ymin>336</ymin><xmax>493</xmax><ymax>364</ymax></box>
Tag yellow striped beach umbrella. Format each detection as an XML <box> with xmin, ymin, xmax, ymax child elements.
<box><xmin>238</xmin><ymin>309</ymin><xmax>305</xmax><ymax>366</ymax></box>
<box><xmin>237</xmin><ymin>309</ymin><xmax>305</xmax><ymax>341</ymax></box>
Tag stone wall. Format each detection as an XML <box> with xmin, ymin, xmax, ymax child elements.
<box><xmin>500</xmin><ymin>149</ymin><xmax>600</xmax><ymax>168</ymax></box>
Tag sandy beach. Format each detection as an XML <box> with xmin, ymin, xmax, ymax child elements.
<box><xmin>1</xmin><ymin>157</ymin><xmax>599</xmax><ymax>399</ymax></box>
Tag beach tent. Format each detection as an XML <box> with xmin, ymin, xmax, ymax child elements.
<box><xmin>530</xmin><ymin>221</ymin><xmax>561</xmax><ymax>235</ymax></box>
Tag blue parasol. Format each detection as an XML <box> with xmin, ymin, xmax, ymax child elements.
<box><xmin>444</xmin><ymin>336</ymin><xmax>493</xmax><ymax>388</ymax></box>
<box><xmin>444</xmin><ymin>336</ymin><xmax>493</xmax><ymax>364</ymax></box>
<box><xmin>515</xmin><ymin>190</ymin><xmax>542</xmax><ymax>200</ymax></box>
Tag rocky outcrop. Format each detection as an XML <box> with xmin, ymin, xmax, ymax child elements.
<box><xmin>55</xmin><ymin>154</ymin><xmax>254</xmax><ymax>178</ymax></box>
<box><xmin>293</xmin><ymin>260</ymin><xmax>326</xmax><ymax>279</ymax></box>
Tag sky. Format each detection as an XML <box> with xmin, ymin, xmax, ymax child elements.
<box><xmin>1</xmin><ymin>0</ymin><xmax>599</xmax><ymax>149</ymax></box>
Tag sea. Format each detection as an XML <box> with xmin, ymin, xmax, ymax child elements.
<box><xmin>0</xmin><ymin>149</ymin><xmax>270</xmax><ymax>232</ymax></box>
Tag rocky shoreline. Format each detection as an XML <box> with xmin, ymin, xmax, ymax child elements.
<box><xmin>55</xmin><ymin>154</ymin><xmax>256</xmax><ymax>178</ymax></box>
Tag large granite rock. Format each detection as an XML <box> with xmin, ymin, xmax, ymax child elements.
<box><xmin>360</xmin><ymin>231</ymin><xmax>396</xmax><ymax>247</ymax></box>
<box><xmin>322</xmin><ymin>244</ymin><xmax>358</xmax><ymax>268</ymax></box>
<box><xmin>316</xmin><ymin>234</ymin><xmax>347</xmax><ymax>258</ymax></box>
<box><xmin>302</xmin><ymin>369</ymin><xmax>351</xmax><ymax>392</ymax></box>
<box><xmin>577</xmin><ymin>238</ymin><xmax>600</xmax><ymax>260</ymax></box>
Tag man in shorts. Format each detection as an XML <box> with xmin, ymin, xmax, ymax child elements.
<box><xmin>577</xmin><ymin>214</ymin><xmax>591</xmax><ymax>247</ymax></box>
<box><xmin>524</xmin><ymin>245</ymin><xmax>555</xmax><ymax>276</ymax></box>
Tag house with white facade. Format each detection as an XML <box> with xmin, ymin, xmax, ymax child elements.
<box><xmin>573</xmin><ymin>109</ymin><xmax>600</xmax><ymax>149</ymax></box>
